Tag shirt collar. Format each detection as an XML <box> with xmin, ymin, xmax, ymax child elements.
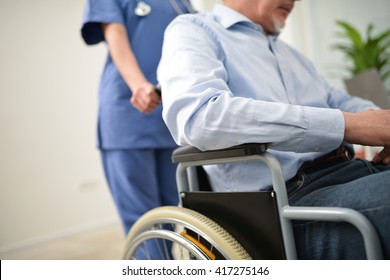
<box><xmin>213</xmin><ymin>4</ymin><xmax>253</xmax><ymax>29</ymax></box>
<box><xmin>212</xmin><ymin>4</ymin><xmax>279</xmax><ymax>41</ymax></box>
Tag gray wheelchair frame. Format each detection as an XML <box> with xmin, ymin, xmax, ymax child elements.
<box><xmin>173</xmin><ymin>143</ymin><xmax>383</xmax><ymax>259</ymax></box>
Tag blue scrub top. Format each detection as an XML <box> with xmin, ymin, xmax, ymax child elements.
<box><xmin>81</xmin><ymin>0</ymin><xmax>192</xmax><ymax>149</ymax></box>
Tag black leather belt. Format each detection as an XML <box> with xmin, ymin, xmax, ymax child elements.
<box><xmin>299</xmin><ymin>146</ymin><xmax>353</xmax><ymax>174</ymax></box>
<box><xmin>288</xmin><ymin>146</ymin><xmax>353</xmax><ymax>185</ymax></box>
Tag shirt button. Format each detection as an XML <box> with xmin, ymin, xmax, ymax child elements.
<box><xmin>314</xmin><ymin>146</ymin><xmax>321</xmax><ymax>152</ymax></box>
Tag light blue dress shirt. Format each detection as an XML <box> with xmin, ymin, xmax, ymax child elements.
<box><xmin>158</xmin><ymin>4</ymin><xmax>378</xmax><ymax>191</ymax></box>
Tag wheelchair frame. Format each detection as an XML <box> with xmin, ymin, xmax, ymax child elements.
<box><xmin>123</xmin><ymin>143</ymin><xmax>383</xmax><ymax>260</ymax></box>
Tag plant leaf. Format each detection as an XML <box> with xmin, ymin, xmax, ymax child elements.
<box><xmin>335</xmin><ymin>20</ymin><xmax>364</xmax><ymax>49</ymax></box>
<box><xmin>332</xmin><ymin>20</ymin><xmax>390</xmax><ymax>82</ymax></box>
<box><xmin>366</xmin><ymin>23</ymin><xmax>374</xmax><ymax>40</ymax></box>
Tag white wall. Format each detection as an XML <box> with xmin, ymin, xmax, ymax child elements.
<box><xmin>0</xmin><ymin>0</ymin><xmax>119</xmax><ymax>252</ymax></box>
<box><xmin>192</xmin><ymin>0</ymin><xmax>222</xmax><ymax>11</ymax></box>
<box><xmin>283</xmin><ymin>0</ymin><xmax>390</xmax><ymax>89</ymax></box>
<box><xmin>0</xmin><ymin>0</ymin><xmax>389</xmax><ymax>254</ymax></box>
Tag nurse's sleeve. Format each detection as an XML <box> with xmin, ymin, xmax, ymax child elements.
<box><xmin>80</xmin><ymin>0</ymin><xmax>127</xmax><ymax>45</ymax></box>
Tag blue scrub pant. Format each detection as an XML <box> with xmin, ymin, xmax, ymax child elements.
<box><xmin>101</xmin><ymin>148</ymin><xmax>179</xmax><ymax>235</ymax></box>
<box><xmin>288</xmin><ymin>158</ymin><xmax>390</xmax><ymax>259</ymax></box>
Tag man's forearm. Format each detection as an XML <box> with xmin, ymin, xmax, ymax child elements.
<box><xmin>342</xmin><ymin>110</ymin><xmax>390</xmax><ymax>146</ymax></box>
<box><xmin>343</xmin><ymin>110</ymin><xmax>390</xmax><ymax>164</ymax></box>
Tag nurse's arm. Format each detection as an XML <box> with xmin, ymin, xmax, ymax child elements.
<box><xmin>102</xmin><ymin>23</ymin><xmax>161</xmax><ymax>114</ymax></box>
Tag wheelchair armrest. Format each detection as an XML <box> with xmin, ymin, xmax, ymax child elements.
<box><xmin>172</xmin><ymin>143</ymin><xmax>269</xmax><ymax>163</ymax></box>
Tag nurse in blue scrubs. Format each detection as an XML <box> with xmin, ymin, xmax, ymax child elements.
<box><xmin>80</xmin><ymin>0</ymin><xmax>195</xmax><ymax>247</ymax></box>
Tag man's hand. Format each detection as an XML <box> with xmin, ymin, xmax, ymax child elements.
<box><xmin>130</xmin><ymin>82</ymin><xmax>162</xmax><ymax>114</ymax></box>
<box><xmin>372</xmin><ymin>146</ymin><xmax>390</xmax><ymax>164</ymax></box>
<box><xmin>343</xmin><ymin>109</ymin><xmax>390</xmax><ymax>164</ymax></box>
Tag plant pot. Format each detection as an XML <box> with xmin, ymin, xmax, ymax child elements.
<box><xmin>344</xmin><ymin>68</ymin><xmax>390</xmax><ymax>109</ymax></box>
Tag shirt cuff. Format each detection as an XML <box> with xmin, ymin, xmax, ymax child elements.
<box><xmin>297</xmin><ymin>107</ymin><xmax>345</xmax><ymax>153</ymax></box>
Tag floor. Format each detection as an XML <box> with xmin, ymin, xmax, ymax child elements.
<box><xmin>0</xmin><ymin>222</ymin><xmax>125</xmax><ymax>260</ymax></box>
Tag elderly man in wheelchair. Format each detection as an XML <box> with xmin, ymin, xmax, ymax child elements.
<box><xmin>123</xmin><ymin>0</ymin><xmax>390</xmax><ymax>260</ymax></box>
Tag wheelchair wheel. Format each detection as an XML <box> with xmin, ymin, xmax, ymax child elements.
<box><xmin>123</xmin><ymin>206</ymin><xmax>251</xmax><ymax>260</ymax></box>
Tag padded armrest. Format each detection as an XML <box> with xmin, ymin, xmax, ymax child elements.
<box><xmin>172</xmin><ymin>143</ymin><xmax>268</xmax><ymax>163</ymax></box>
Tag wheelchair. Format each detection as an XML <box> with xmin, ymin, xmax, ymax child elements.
<box><xmin>122</xmin><ymin>143</ymin><xmax>383</xmax><ymax>260</ymax></box>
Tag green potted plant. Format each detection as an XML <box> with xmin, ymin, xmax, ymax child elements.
<box><xmin>332</xmin><ymin>20</ymin><xmax>390</xmax><ymax>108</ymax></box>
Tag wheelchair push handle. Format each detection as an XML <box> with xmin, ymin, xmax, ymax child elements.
<box><xmin>154</xmin><ymin>84</ymin><xmax>162</xmax><ymax>96</ymax></box>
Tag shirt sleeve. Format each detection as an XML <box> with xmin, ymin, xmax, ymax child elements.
<box><xmin>158</xmin><ymin>16</ymin><xmax>345</xmax><ymax>153</ymax></box>
<box><xmin>81</xmin><ymin>0</ymin><xmax>127</xmax><ymax>45</ymax></box>
<box><xmin>326</xmin><ymin>82</ymin><xmax>380</xmax><ymax>112</ymax></box>
<box><xmin>286</xmin><ymin>44</ymin><xmax>379</xmax><ymax>113</ymax></box>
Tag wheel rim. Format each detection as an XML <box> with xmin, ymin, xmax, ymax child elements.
<box><xmin>123</xmin><ymin>206</ymin><xmax>252</xmax><ymax>260</ymax></box>
<box><xmin>125</xmin><ymin>228</ymin><xmax>210</xmax><ymax>260</ymax></box>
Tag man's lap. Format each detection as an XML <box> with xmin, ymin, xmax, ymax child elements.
<box><xmin>288</xmin><ymin>158</ymin><xmax>390</xmax><ymax>259</ymax></box>
<box><xmin>288</xmin><ymin>158</ymin><xmax>390</xmax><ymax>207</ymax></box>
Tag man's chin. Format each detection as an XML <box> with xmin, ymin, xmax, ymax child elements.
<box><xmin>272</xmin><ymin>18</ymin><xmax>285</xmax><ymax>35</ymax></box>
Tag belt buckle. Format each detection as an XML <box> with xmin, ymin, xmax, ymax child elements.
<box><xmin>339</xmin><ymin>146</ymin><xmax>353</xmax><ymax>161</ymax></box>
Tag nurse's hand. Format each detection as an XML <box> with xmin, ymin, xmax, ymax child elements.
<box><xmin>130</xmin><ymin>82</ymin><xmax>162</xmax><ymax>114</ymax></box>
